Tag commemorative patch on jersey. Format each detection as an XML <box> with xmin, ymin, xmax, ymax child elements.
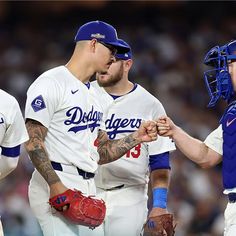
<box><xmin>31</xmin><ymin>95</ymin><xmax>46</xmax><ymax>112</ymax></box>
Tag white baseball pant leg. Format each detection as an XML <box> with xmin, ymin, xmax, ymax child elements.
<box><xmin>224</xmin><ymin>202</ymin><xmax>236</xmax><ymax>236</ymax></box>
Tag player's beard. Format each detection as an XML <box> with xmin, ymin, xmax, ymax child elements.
<box><xmin>97</xmin><ymin>64</ymin><xmax>124</xmax><ymax>87</ymax></box>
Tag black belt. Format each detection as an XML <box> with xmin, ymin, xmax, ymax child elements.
<box><xmin>51</xmin><ymin>161</ymin><xmax>95</xmax><ymax>179</ymax></box>
<box><xmin>105</xmin><ymin>184</ymin><xmax>125</xmax><ymax>191</ymax></box>
<box><xmin>228</xmin><ymin>193</ymin><xmax>236</xmax><ymax>203</ymax></box>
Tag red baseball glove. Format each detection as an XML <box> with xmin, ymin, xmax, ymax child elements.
<box><xmin>49</xmin><ymin>189</ymin><xmax>106</xmax><ymax>229</ymax></box>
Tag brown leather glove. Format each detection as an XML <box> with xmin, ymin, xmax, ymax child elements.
<box><xmin>143</xmin><ymin>213</ymin><xmax>176</xmax><ymax>236</ymax></box>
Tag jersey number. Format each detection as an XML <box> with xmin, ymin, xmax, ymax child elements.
<box><xmin>126</xmin><ymin>144</ymin><xmax>141</xmax><ymax>158</ymax></box>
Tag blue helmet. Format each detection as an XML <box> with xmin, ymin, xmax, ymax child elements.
<box><xmin>204</xmin><ymin>40</ymin><xmax>236</xmax><ymax>107</ymax></box>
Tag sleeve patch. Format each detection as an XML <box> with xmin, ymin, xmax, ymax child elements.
<box><xmin>31</xmin><ymin>95</ymin><xmax>46</xmax><ymax>112</ymax></box>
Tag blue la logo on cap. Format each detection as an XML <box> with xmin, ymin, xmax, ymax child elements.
<box><xmin>74</xmin><ymin>20</ymin><xmax>129</xmax><ymax>54</ymax></box>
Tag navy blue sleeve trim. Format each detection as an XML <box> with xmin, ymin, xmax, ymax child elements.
<box><xmin>1</xmin><ymin>145</ymin><xmax>21</xmax><ymax>157</ymax></box>
<box><xmin>149</xmin><ymin>152</ymin><xmax>170</xmax><ymax>171</ymax></box>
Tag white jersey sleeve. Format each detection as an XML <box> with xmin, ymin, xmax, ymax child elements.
<box><xmin>0</xmin><ymin>90</ymin><xmax>28</xmax><ymax>148</ymax></box>
<box><xmin>25</xmin><ymin>76</ymin><xmax>61</xmax><ymax>128</ymax></box>
<box><xmin>204</xmin><ymin>125</ymin><xmax>223</xmax><ymax>155</ymax></box>
<box><xmin>148</xmin><ymin>100</ymin><xmax>175</xmax><ymax>155</ymax></box>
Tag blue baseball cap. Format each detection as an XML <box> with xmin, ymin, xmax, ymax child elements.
<box><xmin>75</xmin><ymin>20</ymin><xmax>130</xmax><ymax>54</ymax></box>
<box><xmin>115</xmin><ymin>39</ymin><xmax>132</xmax><ymax>60</ymax></box>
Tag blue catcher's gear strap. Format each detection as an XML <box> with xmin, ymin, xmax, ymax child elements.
<box><xmin>220</xmin><ymin>100</ymin><xmax>236</xmax><ymax>123</ymax></box>
<box><xmin>153</xmin><ymin>188</ymin><xmax>167</xmax><ymax>209</ymax></box>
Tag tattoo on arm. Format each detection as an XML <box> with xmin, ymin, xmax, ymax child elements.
<box><xmin>97</xmin><ymin>130</ymin><xmax>140</xmax><ymax>165</ymax></box>
<box><xmin>25</xmin><ymin>119</ymin><xmax>60</xmax><ymax>185</ymax></box>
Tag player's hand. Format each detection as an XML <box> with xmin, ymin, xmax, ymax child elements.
<box><xmin>133</xmin><ymin>120</ymin><xmax>157</xmax><ymax>143</ymax></box>
<box><xmin>49</xmin><ymin>182</ymin><xmax>69</xmax><ymax>211</ymax></box>
<box><xmin>149</xmin><ymin>207</ymin><xmax>169</xmax><ymax>218</ymax></box>
<box><xmin>49</xmin><ymin>181</ymin><xmax>69</xmax><ymax>198</ymax></box>
<box><xmin>144</xmin><ymin>208</ymin><xmax>176</xmax><ymax>236</ymax></box>
<box><xmin>156</xmin><ymin>116</ymin><xmax>177</xmax><ymax>138</ymax></box>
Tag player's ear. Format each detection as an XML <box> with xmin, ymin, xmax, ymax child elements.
<box><xmin>124</xmin><ymin>59</ymin><xmax>133</xmax><ymax>72</ymax></box>
<box><xmin>89</xmin><ymin>39</ymin><xmax>97</xmax><ymax>53</ymax></box>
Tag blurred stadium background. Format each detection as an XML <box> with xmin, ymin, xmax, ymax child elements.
<box><xmin>0</xmin><ymin>1</ymin><xmax>235</xmax><ymax>235</ymax></box>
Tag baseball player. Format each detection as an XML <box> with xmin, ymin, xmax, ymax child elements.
<box><xmin>85</xmin><ymin>39</ymin><xmax>176</xmax><ymax>236</ymax></box>
<box><xmin>157</xmin><ymin>39</ymin><xmax>236</xmax><ymax>236</ymax></box>
<box><xmin>24</xmin><ymin>21</ymin><xmax>157</xmax><ymax>236</ymax></box>
<box><xmin>0</xmin><ymin>89</ymin><xmax>29</xmax><ymax>235</ymax></box>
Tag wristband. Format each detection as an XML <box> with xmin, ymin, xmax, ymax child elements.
<box><xmin>153</xmin><ymin>188</ymin><xmax>167</xmax><ymax>209</ymax></box>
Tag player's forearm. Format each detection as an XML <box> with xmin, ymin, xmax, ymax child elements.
<box><xmin>25</xmin><ymin>120</ymin><xmax>60</xmax><ymax>186</ymax></box>
<box><xmin>151</xmin><ymin>169</ymin><xmax>170</xmax><ymax>189</ymax></box>
<box><xmin>98</xmin><ymin>132</ymin><xmax>140</xmax><ymax>165</ymax></box>
<box><xmin>26</xmin><ymin>143</ymin><xmax>60</xmax><ymax>185</ymax></box>
<box><xmin>172</xmin><ymin>126</ymin><xmax>210</xmax><ymax>165</ymax></box>
<box><xmin>150</xmin><ymin>169</ymin><xmax>170</xmax><ymax>211</ymax></box>
<box><xmin>0</xmin><ymin>156</ymin><xmax>19</xmax><ymax>180</ymax></box>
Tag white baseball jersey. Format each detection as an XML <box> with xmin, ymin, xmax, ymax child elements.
<box><xmin>25</xmin><ymin>66</ymin><xmax>106</xmax><ymax>173</ymax></box>
<box><xmin>0</xmin><ymin>89</ymin><xmax>28</xmax><ymax>151</ymax></box>
<box><xmin>204</xmin><ymin>125</ymin><xmax>223</xmax><ymax>155</ymax></box>
<box><xmin>91</xmin><ymin>81</ymin><xmax>176</xmax><ymax>189</ymax></box>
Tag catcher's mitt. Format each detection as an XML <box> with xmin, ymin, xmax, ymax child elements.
<box><xmin>49</xmin><ymin>189</ymin><xmax>106</xmax><ymax>229</ymax></box>
<box><xmin>143</xmin><ymin>213</ymin><xmax>176</xmax><ymax>236</ymax></box>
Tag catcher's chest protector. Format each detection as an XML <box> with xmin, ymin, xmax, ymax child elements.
<box><xmin>221</xmin><ymin>101</ymin><xmax>236</xmax><ymax>189</ymax></box>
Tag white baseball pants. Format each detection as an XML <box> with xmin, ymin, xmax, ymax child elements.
<box><xmin>224</xmin><ymin>202</ymin><xmax>236</xmax><ymax>236</ymax></box>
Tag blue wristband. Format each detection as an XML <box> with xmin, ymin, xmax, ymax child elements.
<box><xmin>153</xmin><ymin>188</ymin><xmax>167</xmax><ymax>209</ymax></box>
